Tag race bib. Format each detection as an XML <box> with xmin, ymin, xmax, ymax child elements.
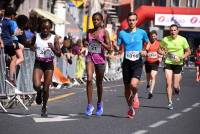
<box><xmin>36</xmin><ymin>47</ymin><xmax>54</xmax><ymax>59</ymax></box>
<box><xmin>125</xmin><ymin>51</ymin><xmax>140</xmax><ymax>61</ymax></box>
<box><xmin>88</xmin><ymin>42</ymin><xmax>101</xmax><ymax>54</ymax></box>
<box><xmin>168</xmin><ymin>53</ymin><xmax>178</xmax><ymax>61</ymax></box>
<box><xmin>147</xmin><ymin>52</ymin><xmax>158</xmax><ymax>58</ymax></box>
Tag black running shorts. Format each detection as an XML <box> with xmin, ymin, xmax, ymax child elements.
<box><xmin>122</xmin><ymin>58</ymin><xmax>143</xmax><ymax>84</ymax></box>
<box><xmin>164</xmin><ymin>63</ymin><xmax>183</xmax><ymax>74</ymax></box>
<box><xmin>34</xmin><ymin>60</ymin><xmax>54</xmax><ymax>71</ymax></box>
<box><xmin>145</xmin><ymin>61</ymin><xmax>159</xmax><ymax>73</ymax></box>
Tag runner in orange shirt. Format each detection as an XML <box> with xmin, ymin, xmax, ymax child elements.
<box><xmin>145</xmin><ymin>30</ymin><xmax>160</xmax><ymax>99</ymax></box>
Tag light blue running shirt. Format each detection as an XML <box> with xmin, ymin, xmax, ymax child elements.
<box><xmin>117</xmin><ymin>28</ymin><xmax>149</xmax><ymax>61</ymax></box>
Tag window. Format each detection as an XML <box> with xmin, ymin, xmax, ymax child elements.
<box><xmin>187</xmin><ymin>0</ymin><xmax>198</xmax><ymax>7</ymax></box>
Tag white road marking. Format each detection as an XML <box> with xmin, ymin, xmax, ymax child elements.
<box><xmin>149</xmin><ymin>120</ymin><xmax>168</xmax><ymax>128</ymax></box>
<box><xmin>33</xmin><ymin>117</ymin><xmax>77</xmax><ymax>123</ymax></box>
<box><xmin>104</xmin><ymin>84</ymin><xmax>123</xmax><ymax>89</ymax></box>
<box><xmin>192</xmin><ymin>103</ymin><xmax>200</xmax><ymax>107</ymax></box>
<box><xmin>68</xmin><ymin>114</ymin><xmax>79</xmax><ymax>116</ymax></box>
<box><xmin>8</xmin><ymin>113</ymin><xmax>78</xmax><ymax>123</ymax></box>
<box><xmin>182</xmin><ymin>108</ymin><xmax>193</xmax><ymax>113</ymax></box>
<box><xmin>8</xmin><ymin>114</ymin><xmax>26</xmax><ymax>118</ymax></box>
<box><xmin>32</xmin><ymin>114</ymin><xmax>78</xmax><ymax>123</ymax></box>
<box><xmin>167</xmin><ymin>113</ymin><xmax>182</xmax><ymax>119</ymax></box>
<box><xmin>131</xmin><ymin>130</ymin><xmax>148</xmax><ymax>134</ymax></box>
<box><xmin>8</xmin><ymin>114</ymin><xmax>37</xmax><ymax>118</ymax></box>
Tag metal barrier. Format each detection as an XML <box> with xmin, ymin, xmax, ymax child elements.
<box><xmin>55</xmin><ymin>55</ymin><xmax>81</xmax><ymax>86</ymax></box>
<box><xmin>56</xmin><ymin>55</ymin><xmax>78</xmax><ymax>79</ymax></box>
<box><xmin>55</xmin><ymin>54</ymin><xmax>122</xmax><ymax>86</ymax></box>
<box><xmin>0</xmin><ymin>48</ymin><xmax>7</xmax><ymax>112</ymax></box>
<box><xmin>16</xmin><ymin>48</ymin><xmax>36</xmax><ymax>106</ymax></box>
<box><xmin>16</xmin><ymin>48</ymin><xmax>35</xmax><ymax>93</ymax></box>
<box><xmin>104</xmin><ymin>56</ymin><xmax>122</xmax><ymax>81</ymax></box>
<box><xmin>2</xmin><ymin>48</ymin><xmax>36</xmax><ymax>111</ymax></box>
<box><xmin>0</xmin><ymin>48</ymin><xmax>6</xmax><ymax>96</ymax></box>
<box><xmin>65</xmin><ymin>56</ymin><xmax>77</xmax><ymax>79</ymax></box>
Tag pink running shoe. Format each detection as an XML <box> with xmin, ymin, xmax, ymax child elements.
<box><xmin>127</xmin><ymin>108</ymin><xmax>136</xmax><ymax>119</ymax></box>
<box><xmin>133</xmin><ymin>93</ymin><xmax>140</xmax><ymax>109</ymax></box>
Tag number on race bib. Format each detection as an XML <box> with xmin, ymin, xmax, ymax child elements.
<box><xmin>88</xmin><ymin>42</ymin><xmax>101</xmax><ymax>53</ymax></box>
<box><xmin>147</xmin><ymin>52</ymin><xmax>157</xmax><ymax>58</ymax></box>
<box><xmin>168</xmin><ymin>53</ymin><xmax>178</xmax><ymax>61</ymax></box>
<box><xmin>125</xmin><ymin>51</ymin><xmax>140</xmax><ymax>61</ymax></box>
<box><xmin>36</xmin><ymin>48</ymin><xmax>54</xmax><ymax>59</ymax></box>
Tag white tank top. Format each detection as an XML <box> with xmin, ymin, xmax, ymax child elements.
<box><xmin>35</xmin><ymin>33</ymin><xmax>55</xmax><ymax>62</ymax></box>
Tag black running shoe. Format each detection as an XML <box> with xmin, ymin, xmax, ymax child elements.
<box><xmin>35</xmin><ymin>90</ymin><xmax>42</xmax><ymax>105</ymax></box>
<box><xmin>41</xmin><ymin>106</ymin><xmax>48</xmax><ymax>117</ymax></box>
<box><xmin>146</xmin><ymin>84</ymin><xmax>150</xmax><ymax>89</ymax></box>
<box><xmin>148</xmin><ymin>93</ymin><xmax>153</xmax><ymax>99</ymax></box>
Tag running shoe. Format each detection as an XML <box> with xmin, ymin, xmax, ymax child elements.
<box><xmin>133</xmin><ymin>93</ymin><xmax>140</xmax><ymax>109</ymax></box>
<box><xmin>96</xmin><ymin>102</ymin><xmax>103</xmax><ymax>116</ymax></box>
<box><xmin>167</xmin><ymin>103</ymin><xmax>173</xmax><ymax>110</ymax></box>
<box><xmin>41</xmin><ymin>106</ymin><xmax>48</xmax><ymax>117</ymax></box>
<box><xmin>85</xmin><ymin>104</ymin><xmax>94</xmax><ymax>116</ymax></box>
<box><xmin>148</xmin><ymin>93</ymin><xmax>153</xmax><ymax>99</ymax></box>
<box><xmin>146</xmin><ymin>84</ymin><xmax>150</xmax><ymax>89</ymax></box>
<box><xmin>35</xmin><ymin>90</ymin><xmax>42</xmax><ymax>105</ymax></box>
<box><xmin>14</xmin><ymin>88</ymin><xmax>22</xmax><ymax>94</ymax></box>
<box><xmin>127</xmin><ymin>107</ymin><xmax>136</xmax><ymax>119</ymax></box>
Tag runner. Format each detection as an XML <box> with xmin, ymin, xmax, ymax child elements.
<box><xmin>145</xmin><ymin>30</ymin><xmax>160</xmax><ymax>99</ymax></box>
<box><xmin>159</xmin><ymin>24</ymin><xmax>191</xmax><ymax>110</ymax></box>
<box><xmin>195</xmin><ymin>44</ymin><xmax>200</xmax><ymax>82</ymax></box>
<box><xmin>32</xmin><ymin>19</ymin><xmax>61</xmax><ymax>117</ymax></box>
<box><xmin>85</xmin><ymin>12</ymin><xmax>111</xmax><ymax>116</ymax></box>
<box><xmin>117</xmin><ymin>12</ymin><xmax>149</xmax><ymax>118</ymax></box>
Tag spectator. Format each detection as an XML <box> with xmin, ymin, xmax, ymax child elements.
<box><xmin>74</xmin><ymin>39</ymin><xmax>86</xmax><ymax>80</ymax></box>
<box><xmin>61</xmin><ymin>36</ymin><xmax>73</xmax><ymax>64</ymax></box>
<box><xmin>16</xmin><ymin>14</ymin><xmax>35</xmax><ymax>48</ymax></box>
<box><xmin>1</xmin><ymin>6</ymin><xmax>24</xmax><ymax>87</ymax></box>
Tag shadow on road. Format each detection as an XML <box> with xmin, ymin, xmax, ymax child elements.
<box><xmin>140</xmin><ymin>105</ymin><xmax>167</xmax><ymax>110</ymax></box>
<box><xmin>78</xmin><ymin>113</ymin><xmax>127</xmax><ymax>119</ymax></box>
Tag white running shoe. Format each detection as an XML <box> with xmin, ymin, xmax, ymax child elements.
<box><xmin>167</xmin><ymin>103</ymin><xmax>174</xmax><ymax>110</ymax></box>
<box><xmin>14</xmin><ymin>88</ymin><xmax>22</xmax><ymax>94</ymax></box>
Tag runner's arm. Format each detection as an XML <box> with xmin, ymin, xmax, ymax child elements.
<box><xmin>48</xmin><ymin>35</ymin><xmax>61</xmax><ymax>57</ymax></box>
<box><xmin>182</xmin><ymin>47</ymin><xmax>191</xmax><ymax>60</ymax></box>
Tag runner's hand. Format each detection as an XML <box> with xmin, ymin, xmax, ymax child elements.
<box><xmin>140</xmin><ymin>50</ymin><xmax>147</xmax><ymax>56</ymax></box>
<box><xmin>48</xmin><ymin>43</ymin><xmax>53</xmax><ymax>49</ymax></box>
<box><xmin>174</xmin><ymin>55</ymin><xmax>181</xmax><ymax>62</ymax></box>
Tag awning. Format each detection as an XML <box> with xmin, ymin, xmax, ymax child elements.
<box><xmin>32</xmin><ymin>8</ymin><xmax>70</xmax><ymax>25</ymax></box>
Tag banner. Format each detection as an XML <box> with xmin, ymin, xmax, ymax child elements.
<box><xmin>155</xmin><ymin>14</ymin><xmax>200</xmax><ymax>27</ymax></box>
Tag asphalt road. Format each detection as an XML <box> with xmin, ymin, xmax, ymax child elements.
<box><xmin>0</xmin><ymin>68</ymin><xmax>200</xmax><ymax>134</ymax></box>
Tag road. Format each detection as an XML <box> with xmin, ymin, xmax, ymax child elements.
<box><xmin>0</xmin><ymin>68</ymin><xmax>200</xmax><ymax>134</ymax></box>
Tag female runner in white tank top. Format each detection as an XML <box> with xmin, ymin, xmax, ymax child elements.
<box><xmin>33</xmin><ymin>19</ymin><xmax>61</xmax><ymax>117</ymax></box>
